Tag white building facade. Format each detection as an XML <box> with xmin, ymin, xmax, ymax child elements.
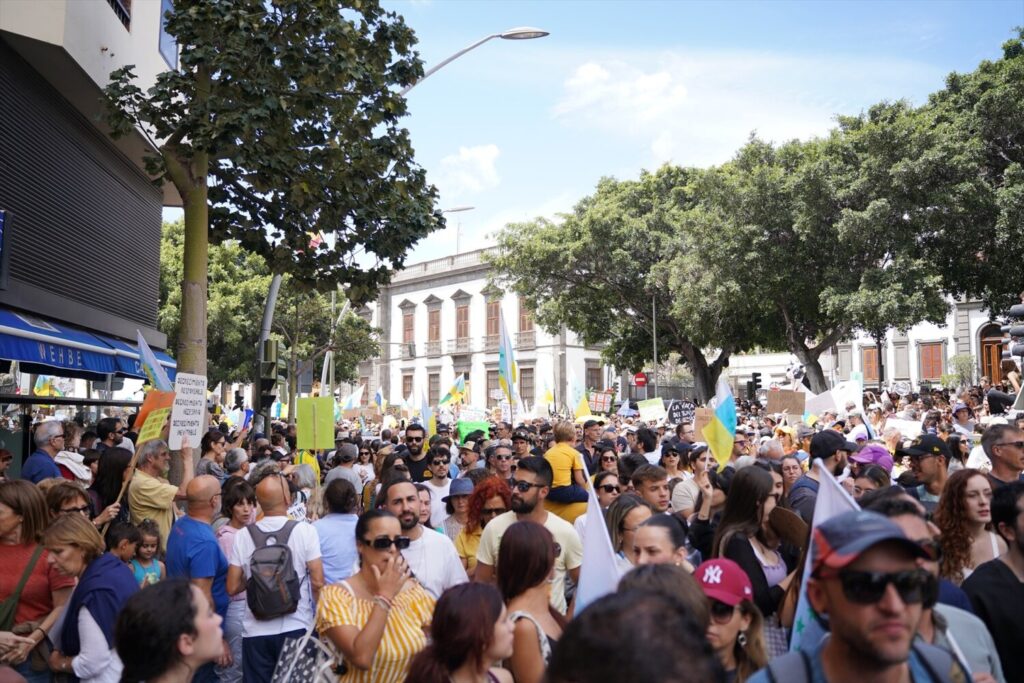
<box><xmin>356</xmin><ymin>249</ymin><xmax>611</xmax><ymax>413</ymax></box>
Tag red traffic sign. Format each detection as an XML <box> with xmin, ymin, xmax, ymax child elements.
<box><xmin>633</xmin><ymin>372</ymin><xmax>648</xmax><ymax>387</ymax></box>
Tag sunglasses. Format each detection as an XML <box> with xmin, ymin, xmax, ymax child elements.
<box><xmin>996</xmin><ymin>441</ymin><xmax>1024</xmax><ymax>449</ymax></box>
<box><xmin>512</xmin><ymin>480</ymin><xmax>545</xmax><ymax>492</ymax></box>
<box><xmin>393</xmin><ymin>464</ymin><xmax>409</xmax><ymax>473</ymax></box>
<box><xmin>830</xmin><ymin>569</ymin><xmax>930</xmax><ymax>605</ymax></box>
<box><xmin>601</xmin><ymin>456</ymin><xmax>618</xmax><ymax>462</ymax></box>
<box><xmin>407</xmin><ymin>436</ymin><xmax>423</xmax><ymax>442</ymax></box>
<box><xmin>597</xmin><ymin>484</ymin><xmax>621</xmax><ymax>494</ymax></box>
<box><xmin>359</xmin><ymin>451</ymin><xmax>370</xmax><ymax>456</ymax></box>
<box><xmin>709</xmin><ymin>600</ymin><xmax>737</xmax><ymax>624</ymax></box>
<box><xmin>363</xmin><ymin>535</ymin><xmax>412</xmax><ymax>550</ymax></box>
<box><xmin>495</xmin><ymin>455</ymin><xmax>514</xmax><ymax>461</ymax></box>
<box><xmin>60</xmin><ymin>505</ymin><xmax>91</xmax><ymax>515</ymax></box>
<box><xmin>481</xmin><ymin>507</ymin><xmax>506</xmax><ymax>517</ymax></box>
<box><xmin>916</xmin><ymin>539</ymin><xmax>942</xmax><ymax>562</ymax></box>
<box><xmin>431</xmin><ymin>459</ymin><xmax>449</xmax><ymax>467</ymax></box>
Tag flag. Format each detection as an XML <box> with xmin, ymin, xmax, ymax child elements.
<box><xmin>420</xmin><ymin>392</ymin><xmax>436</xmax><ymax>438</ymax></box>
<box><xmin>542</xmin><ymin>379</ymin><xmax>554</xmax><ymax>406</ymax></box>
<box><xmin>439</xmin><ymin>374</ymin><xmax>467</xmax><ymax>406</ymax></box>
<box><xmin>137</xmin><ymin>331</ymin><xmax>173</xmax><ymax>391</ymax></box>
<box><xmin>574</xmin><ymin>452</ymin><xmax>625</xmax><ymax>612</ymax></box>
<box><xmin>789</xmin><ymin>461</ymin><xmax>859</xmax><ymax>652</ymax></box>
<box><xmin>33</xmin><ymin>376</ymin><xmax>63</xmax><ymax>397</ymax></box>
<box><xmin>497</xmin><ymin>310</ymin><xmax>518</xmax><ymax>405</ymax></box>
<box><xmin>374</xmin><ymin>386</ymin><xmax>386</xmax><ymax>412</ymax></box>
<box><xmin>574</xmin><ymin>393</ymin><xmax>592</xmax><ymax>419</ymax></box>
<box><xmin>342</xmin><ymin>384</ymin><xmax>365</xmax><ymax>410</ymax></box>
<box><xmin>701</xmin><ymin>378</ymin><xmax>736</xmax><ymax>468</ymax></box>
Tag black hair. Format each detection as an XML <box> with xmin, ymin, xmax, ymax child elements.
<box><xmin>90</xmin><ymin>447</ymin><xmax>134</xmax><ymax>508</ymax></box>
<box><xmin>116</xmin><ymin>579</ymin><xmax>198</xmax><ymax>682</ymax></box>
<box><xmin>105</xmin><ymin>521</ymin><xmax>141</xmax><ymax>551</ymax></box>
<box><xmin>860</xmin><ymin>489</ymin><xmax>925</xmax><ymax>519</ymax></box>
<box><xmin>514</xmin><ymin>456</ymin><xmax>553</xmax><ymax>487</ymax></box>
<box><xmin>221</xmin><ymin>478</ymin><xmax>257</xmax><ymax>519</ymax></box>
<box><xmin>96</xmin><ymin>417</ymin><xmax>121</xmax><ymax>442</ymax></box>
<box><xmin>640</xmin><ymin>513</ymin><xmax>690</xmax><ymax>551</ymax></box>
<box><xmin>323</xmin><ymin>478</ymin><xmax>359</xmax><ymax>515</ymax></box>
<box><xmin>355</xmin><ymin>509</ymin><xmax>397</xmax><ymax>543</ymax></box>
<box><xmin>376</xmin><ymin>476</ymin><xmax>417</xmax><ymax>510</ymax></box>
<box><xmin>636</xmin><ymin>428</ymin><xmax>657</xmax><ymax>453</ymax></box>
<box><xmin>137</xmin><ymin>519</ymin><xmax>161</xmax><ymax>545</ymax></box>
<box><xmin>992</xmin><ymin>481</ymin><xmax>1024</xmax><ymax>544</ymax></box>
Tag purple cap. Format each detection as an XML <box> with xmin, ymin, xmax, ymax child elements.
<box><xmin>849</xmin><ymin>443</ymin><xmax>894</xmax><ymax>473</ymax></box>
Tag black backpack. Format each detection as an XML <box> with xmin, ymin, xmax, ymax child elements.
<box><xmin>246</xmin><ymin>521</ymin><xmax>302</xmax><ymax>620</ymax></box>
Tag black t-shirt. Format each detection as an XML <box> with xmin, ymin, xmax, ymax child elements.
<box><xmin>404</xmin><ymin>449</ymin><xmax>429</xmax><ymax>482</ymax></box>
<box><xmin>962</xmin><ymin>558</ymin><xmax>1024</xmax><ymax>683</ymax></box>
<box><xmin>986</xmin><ymin>472</ymin><xmax>1024</xmax><ymax>491</ymax></box>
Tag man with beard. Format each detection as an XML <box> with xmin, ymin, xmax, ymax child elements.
<box><xmin>788</xmin><ymin>430</ymin><xmax>855</xmax><ymax>524</ymax></box>
<box><xmin>474</xmin><ymin>456</ymin><xmax>583</xmax><ymax>614</ymax></box>
<box><xmin>128</xmin><ymin>438</ymin><xmax>195</xmax><ymax>552</ymax></box>
<box><xmin>399</xmin><ymin>423</ymin><xmax>430</xmax><ymax>482</ymax></box>
<box><xmin>380</xmin><ymin>478</ymin><xmax>466</xmax><ymax>599</ymax></box>
<box><xmin>95</xmin><ymin>416</ymin><xmax>125</xmax><ymax>453</ymax></box>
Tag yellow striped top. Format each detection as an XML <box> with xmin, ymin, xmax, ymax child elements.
<box><xmin>316</xmin><ymin>579</ymin><xmax>435</xmax><ymax>683</ymax></box>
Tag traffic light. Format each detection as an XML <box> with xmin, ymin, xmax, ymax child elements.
<box><xmin>751</xmin><ymin>372</ymin><xmax>763</xmax><ymax>393</ymax></box>
<box><xmin>233</xmin><ymin>389</ymin><xmax>244</xmax><ymax>410</ymax></box>
<box><xmin>1001</xmin><ymin>303</ymin><xmax>1024</xmax><ymax>362</ymax></box>
<box><xmin>259</xmin><ymin>339</ymin><xmax>284</xmax><ymax>411</ymax></box>
<box><xmin>746</xmin><ymin>380</ymin><xmax>755</xmax><ymax>400</ymax></box>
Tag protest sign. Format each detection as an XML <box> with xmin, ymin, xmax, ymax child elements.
<box><xmin>588</xmin><ymin>391</ymin><xmax>613</xmax><ymax>414</ymax></box>
<box><xmin>637</xmin><ymin>398</ymin><xmax>667</xmax><ymax>423</ymax></box>
<box><xmin>666</xmin><ymin>400</ymin><xmax>696</xmax><ymax>425</ymax></box>
<box><xmin>169</xmin><ymin>373</ymin><xmax>207</xmax><ymax>450</ymax></box>
<box><xmin>884</xmin><ymin>417</ymin><xmax>922</xmax><ymax>441</ymax></box>
<box><xmin>766</xmin><ymin>389</ymin><xmax>806</xmax><ymax>416</ymax></box>
<box><xmin>459</xmin><ymin>406</ymin><xmax>488</xmax><ymax>422</ymax></box>
<box><xmin>136</xmin><ymin>390</ymin><xmax>176</xmax><ymax>446</ymax></box>
<box><xmin>693</xmin><ymin>407</ymin><xmax>714</xmax><ymax>437</ymax></box>
<box><xmin>297</xmin><ymin>396</ymin><xmax>335</xmax><ymax>450</ymax></box>
<box><xmin>457</xmin><ymin>420</ymin><xmax>490</xmax><ymax>445</ymax></box>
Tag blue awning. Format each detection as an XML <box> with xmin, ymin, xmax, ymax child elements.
<box><xmin>0</xmin><ymin>308</ymin><xmax>176</xmax><ymax>383</ymax></box>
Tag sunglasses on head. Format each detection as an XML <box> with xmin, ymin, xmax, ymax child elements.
<box><xmin>512</xmin><ymin>480</ymin><xmax>545</xmax><ymax>492</ymax></box>
<box><xmin>828</xmin><ymin>568</ymin><xmax>930</xmax><ymax>605</ymax></box>
<box><xmin>709</xmin><ymin>600</ymin><xmax>737</xmax><ymax>624</ymax></box>
<box><xmin>597</xmin><ymin>484</ymin><xmax>621</xmax><ymax>494</ymax></box>
<box><xmin>363</xmin><ymin>535</ymin><xmax>412</xmax><ymax>550</ymax></box>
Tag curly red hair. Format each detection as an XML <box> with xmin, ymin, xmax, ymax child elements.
<box><xmin>466</xmin><ymin>476</ymin><xmax>512</xmax><ymax>533</ymax></box>
<box><xmin>934</xmin><ymin>468</ymin><xmax>990</xmax><ymax>584</ymax></box>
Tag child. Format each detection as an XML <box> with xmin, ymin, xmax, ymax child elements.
<box><xmin>130</xmin><ymin>519</ymin><xmax>165</xmax><ymax>587</ymax></box>
<box><xmin>105</xmin><ymin>521</ymin><xmax>141</xmax><ymax>565</ymax></box>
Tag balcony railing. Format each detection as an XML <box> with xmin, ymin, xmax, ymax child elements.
<box><xmin>483</xmin><ymin>334</ymin><xmax>499</xmax><ymax>352</ymax></box>
<box><xmin>106</xmin><ymin>0</ymin><xmax>132</xmax><ymax>29</ymax></box>
<box><xmin>447</xmin><ymin>338</ymin><xmax>473</xmax><ymax>355</ymax></box>
<box><xmin>401</xmin><ymin>342</ymin><xmax>415</xmax><ymax>360</ymax></box>
<box><xmin>516</xmin><ymin>330</ymin><xmax>536</xmax><ymax>350</ymax></box>
<box><xmin>425</xmin><ymin>340</ymin><xmax>442</xmax><ymax>357</ymax></box>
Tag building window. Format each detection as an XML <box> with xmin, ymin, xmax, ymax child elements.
<box><xmin>919</xmin><ymin>342</ymin><xmax>944</xmax><ymax>381</ymax></box>
<box><xmin>106</xmin><ymin>0</ymin><xmax>131</xmax><ymax>29</ymax></box>
<box><xmin>428</xmin><ymin>309</ymin><xmax>440</xmax><ymax>342</ymax></box>
<box><xmin>158</xmin><ymin>0</ymin><xmax>178</xmax><ymax>68</ymax></box>
<box><xmin>359</xmin><ymin>377</ymin><xmax>370</xmax><ymax>406</ymax></box>
<box><xmin>403</xmin><ymin>312</ymin><xmax>414</xmax><ymax>344</ymax></box>
<box><xmin>402</xmin><ymin>374</ymin><xmax>413</xmax><ymax>400</ymax></box>
<box><xmin>861</xmin><ymin>347</ymin><xmax>879</xmax><ymax>382</ymax></box>
<box><xmin>456</xmin><ymin>305</ymin><xmax>469</xmax><ymax>339</ymax></box>
<box><xmin>428</xmin><ymin>373</ymin><xmax>440</xmax><ymax>406</ymax></box>
<box><xmin>519</xmin><ymin>368</ymin><xmax>534</xmax><ymax>407</ymax></box>
<box><xmin>486</xmin><ymin>301</ymin><xmax>500</xmax><ymax>336</ymax></box>
<box><xmin>586</xmin><ymin>367</ymin><xmax>603</xmax><ymax>392</ymax></box>
<box><xmin>519</xmin><ymin>304</ymin><xmax>534</xmax><ymax>332</ymax></box>
<box><xmin>487</xmin><ymin>370</ymin><xmax>499</xmax><ymax>408</ymax></box>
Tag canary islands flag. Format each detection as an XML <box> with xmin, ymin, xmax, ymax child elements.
<box><xmin>497</xmin><ymin>311</ymin><xmax>517</xmax><ymax>405</ymax></box>
<box><xmin>137</xmin><ymin>331</ymin><xmax>173</xmax><ymax>391</ymax></box>
<box><xmin>702</xmin><ymin>378</ymin><xmax>736</xmax><ymax>468</ymax></box>
<box><xmin>374</xmin><ymin>387</ymin><xmax>386</xmax><ymax>412</ymax></box>
<box><xmin>439</xmin><ymin>374</ymin><xmax>467</xmax><ymax>406</ymax></box>
<box><xmin>420</xmin><ymin>392</ymin><xmax>437</xmax><ymax>438</ymax></box>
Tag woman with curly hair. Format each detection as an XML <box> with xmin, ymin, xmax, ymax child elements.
<box><xmin>934</xmin><ymin>468</ymin><xmax>1007</xmax><ymax>585</ymax></box>
<box><xmin>455</xmin><ymin>477</ymin><xmax>511</xmax><ymax>579</ymax></box>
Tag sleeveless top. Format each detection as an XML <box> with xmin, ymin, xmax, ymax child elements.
<box><xmin>750</xmin><ymin>539</ymin><xmax>787</xmax><ymax>588</ymax></box>
<box><xmin>130</xmin><ymin>558</ymin><xmax>160</xmax><ymax>586</ymax></box>
<box><xmin>509</xmin><ymin>610</ymin><xmax>555</xmax><ymax>665</ymax></box>
<box><xmin>961</xmin><ymin>532</ymin><xmax>1002</xmax><ymax>582</ymax></box>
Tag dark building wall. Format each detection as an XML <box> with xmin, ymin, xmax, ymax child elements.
<box><xmin>0</xmin><ymin>36</ymin><xmax>164</xmax><ymax>343</ymax></box>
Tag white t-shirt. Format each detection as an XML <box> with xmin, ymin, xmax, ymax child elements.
<box><xmin>229</xmin><ymin>516</ymin><xmax>322</xmax><ymax>638</ymax></box>
<box><xmin>424</xmin><ymin>478</ymin><xmax>451</xmax><ymax>527</ymax></box>
<box><xmin>401</xmin><ymin>525</ymin><xmax>468</xmax><ymax>599</ymax></box>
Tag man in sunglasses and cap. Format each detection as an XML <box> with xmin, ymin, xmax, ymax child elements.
<box><xmin>750</xmin><ymin>510</ymin><xmax>968</xmax><ymax>683</ymax></box>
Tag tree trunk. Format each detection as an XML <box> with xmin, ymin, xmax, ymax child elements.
<box><xmin>792</xmin><ymin>345</ymin><xmax>830</xmax><ymax>394</ymax></box>
<box><xmin>678</xmin><ymin>344</ymin><xmax>729</xmax><ymax>404</ymax></box>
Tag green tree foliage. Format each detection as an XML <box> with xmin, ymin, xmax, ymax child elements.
<box><xmin>105</xmin><ymin>0</ymin><xmax>442</xmax><ymax>377</ymax></box>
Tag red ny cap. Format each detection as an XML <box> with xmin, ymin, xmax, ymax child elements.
<box><xmin>695</xmin><ymin>558</ymin><xmax>753</xmax><ymax>607</ymax></box>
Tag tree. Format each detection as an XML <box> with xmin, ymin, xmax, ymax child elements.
<box><xmin>158</xmin><ymin>219</ymin><xmax>272</xmax><ymax>390</ymax></box>
<box><xmin>489</xmin><ymin>167</ymin><xmax>772</xmax><ymax>402</ymax></box>
<box><xmin>105</xmin><ymin>0</ymin><xmax>442</xmax><ymax>378</ymax></box>
<box><xmin>273</xmin><ymin>281</ymin><xmax>380</xmax><ymax>423</ymax></box>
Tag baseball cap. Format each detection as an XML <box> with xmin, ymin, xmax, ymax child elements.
<box><xmin>796</xmin><ymin>424</ymin><xmax>816</xmax><ymax>440</ymax></box>
<box><xmin>512</xmin><ymin>430</ymin><xmax>530</xmax><ymax>442</ymax></box>
<box><xmin>849</xmin><ymin>443</ymin><xmax>894</xmax><ymax>473</ymax></box>
<box><xmin>811</xmin><ymin>510</ymin><xmax>928</xmax><ymax>575</ymax></box>
<box><xmin>809</xmin><ymin>430</ymin><xmax>855</xmax><ymax>460</ymax></box>
<box><xmin>898</xmin><ymin>434</ymin><xmax>952</xmax><ymax>461</ymax></box>
<box><xmin>695</xmin><ymin>558</ymin><xmax>754</xmax><ymax>606</ymax></box>
<box><xmin>952</xmin><ymin>402</ymin><xmax>970</xmax><ymax>414</ymax></box>
<box><xmin>336</xmin><ymin>443</ymin><xmax>358</xmax><ymax>462</ymax></box>
<box><xmin>583</xmin><ymin>419</ymin><xmax>606</xmax><ymax>429</ymax></box>
<box><xmin>442</xmin><ymin>477</ymin><xmax>474</xmax><ymax>502</ymax></box>
<box><xmin>460</xmin><ymin>440</ymin><xmax>479</xmax><ymax>453</ymax></box>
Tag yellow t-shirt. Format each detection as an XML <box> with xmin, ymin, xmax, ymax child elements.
<box><xmin>127</xmin><ymin>469</ymin><xmax>179</xmax><ymax>552</ymax></box>
<box><xmin>454</xmin><ymin>527</ymin><xmax>481</xmax><ymax>575</ymax></box>
<box><xmin>544</xmin><ymin>442</ymin><xmax>584</xmax><ymax>488</ymax></box>
<box><xmin>316</xmin><ymin>579</ymin><xmax>435</xmax><ymax>683</ymax></box>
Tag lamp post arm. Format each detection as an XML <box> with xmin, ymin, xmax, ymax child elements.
<box><xmin>400</xmin><ymin>34</ymin><xmax>501</xmax><ymax>96</ymax></box>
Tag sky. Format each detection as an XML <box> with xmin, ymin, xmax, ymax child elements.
<box><xmin>163</xmin><ymin>1</ymin><xmax>1023</xmax><ymax>264</ymax></box>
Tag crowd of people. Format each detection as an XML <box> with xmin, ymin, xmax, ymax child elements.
<box><xmin>0</xmin><ymin>382</ymin><xmax>1022</xmax><ymax>683</ymax></box>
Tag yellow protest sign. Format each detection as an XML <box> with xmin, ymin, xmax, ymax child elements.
<box><xmin>134</xmin><ymin>390</ymin><xmax>176</xmax><ymax>446</ymax></box>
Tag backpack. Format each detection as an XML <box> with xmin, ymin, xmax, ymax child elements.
<box><xmin>246</xmin><ymin>521</ymin><xmax>302</xmax><ymax>620</ymax></box>
<box><xmin>765</xmin><ymin>641</ymin><xmax>968</xmax><ymax>683</ymax></box>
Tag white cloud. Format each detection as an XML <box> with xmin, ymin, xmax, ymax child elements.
<box><xmin>434</xmin><ymin>144</ymin><xmax>501</xmax><ymax>198</ymax></box>
<box><xmin>551</xmin><ymin>49</ymin><xmax>943</xmax><ymax>167</ymax></box>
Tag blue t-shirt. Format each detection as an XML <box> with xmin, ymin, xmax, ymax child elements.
<box><xmin>166</xmin><ymin>515</ymin><xmax>229</xmax><ymax>618</ymax></box>
<box><xmin>747</xmin><ymin>638</ymin><xmax>945</xmax><ymax>683</ymax></box>
<box><xmin>312</xmin><ymin>513</ymin><xmax>359</xmax><ymax>584</ymax></box>
<box><xmin>20</xmin><ymin>450</ymin><xmax>61</xmax><ymax>484</ymax></box>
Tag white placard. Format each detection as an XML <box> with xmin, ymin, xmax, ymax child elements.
<box><xmin>884</xmin><ymin>417</ymin><xmax>922</xmax><ymax>441</ymax></box>
<box><xmin>169</xmin><ymin>372</ymin><xmax>207</xmax><ymax>450</ymax></box>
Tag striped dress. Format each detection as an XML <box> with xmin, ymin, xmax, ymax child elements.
<box><xmin>316</xmin><ymin>579</ymin><xmax>435</xmax><ymax>683</ymax></box>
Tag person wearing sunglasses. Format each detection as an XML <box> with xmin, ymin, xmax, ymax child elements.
<box><xmin>981</xmin><ymin>424</ymin><xmax>1024</xmax><ymax>491</ymax></box>
<box><xmin>487</xmin><ymin>441</ymin><xmax>516</xmax><ymax>483</ymax></box>
<box><xmin>572</xmin><ymin>472</ymin><xmax>621</xmax><ymax>544</ymax></box>
<box><xmin>695</xmin><ymin>558</ymin><xmax>767</xmax><ymax>683</ymax></box>
<box><xmin>400</xmin><ymin>423</ymin><xmax>430</xmax><ymax>482</ymax></box>
<box><xmin>317</xmin><ymin>509</ymin><xmax>435</xmax><ymax>683</ymax></box>
<box><xmin>749</xmin><ymin>510</ymin><xmax>967</xmax><ymax>683</ymax></box>
<box><xmin>861</xmin><ymin>489</ymin><xmax>1006</xmax><ymax>682</ymax></box>
<box><xmin>423</xmin><ymin>446</ymin><xmax>453</xmax><ymax>530</ymax></box>
<box><xmin>456</xmin><ymin>477</ymin><xmax>511</xmax><ymax>579</ymax></box>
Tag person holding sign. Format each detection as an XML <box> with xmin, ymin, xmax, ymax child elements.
<box><xmin>128</xmin><ymin>438</ymin><xmax>194</xmax><ymax>553</ymax></box>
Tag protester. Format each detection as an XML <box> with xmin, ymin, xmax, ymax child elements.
<box><xmin>497</xmin><ymin>521</ymin><xmax>565</xmax><ymax>683</ymax></box>
<box><xmin>695</xmin><ymin>558</ymin><xmax>767</xmax><ymax>683</ymax></box>
<box><xmin>631</xmin><ymin>464</ymin><xmax>671</xmax><ymax>513</ymax></box>
<box><xmin>87</xmin><ymin>446</ymin><xmax>132</xmax><ymax>526</ymax></box>
<box><xmin>404</xmin><ymin>582</ymin><xmax>514</xmax><ymax>683</ymax></box>
<box><xmin>934</xmin><ymin>468</ymin><xmax>1006</xmax><ymax>585</ymax></box>
<box><xmin>594</xmin><ymin>442</ymin><xmax>620</xmax><ymax>476</ymax></box>
<box><xmin>617</xmin><ymin>563</ymin><xmax>710</xmax><ymax>630</ymax></box>
<box><xmin>455</xmin><ymin>477</ymin><xmax>510</xmax><ymax>579</ymax></box>
<box><xmin>633</xmin><ymin>514</ymin><xmax>695</xmax><ymax>570</ymax></box>
<box><xmin>441</xmin><ymin>477</ymin><xmax>472</xmax><ymax>542</ymax></box>
<box><xmin>788</xmin><ymin>430</ymin><xmax>853</xmax><ymax>524</ymax></box>
<box><xmin>0</xmin><ymin>480</ymin><xmax>75</xmax><ymax>683</ymax></box>
<box><xmin>401</xmin><ymin>424</ymin><xmax>430</xmax><ymax>482</ymax></box>
<box><xmin>317</xmin><ymin>510</ymin><xmax>434</xmax><ymax>683</ymax></box>
<box><xmin>42</xmin><ymin>513</ymin><xmax>138</xmax><ymax>682</ymax></box>
<box><xmin>128</xmin><ymin>439</ymin><xmax>195</xmax><ymax>552</ymax></box>
<box><xmin>131</xmin><ymin>519</ymin><xmax>165</xmax><ymax>587</ymax></box>
<box><xmin>981</xmin><ymin>424</ymin><xmax>1024</xmax><ymax>490</ymax></box>
<box><xmin>196</xmin><ymin>431</ymin><xmax>228</xmax><ymax>483</ymax></box>
<box><xmin>576</xmin><ymin>419</ymin><xmax>604</xmax><ymax>472</ymax></box>
<box><xmin>574</xmin><ymin>471</ymin><xmax>620</xmax><ymax>541</ymax></box>
<box><xmin>423</xmin><ymin>445</ymin><xmax>452</xmax><ymax>527</ymax></box>
<box><xmin>544</xmin><ymin>422</ymin><xmax>589</xmax><ymax>504</ymax></box>
<box><xmin>902</xmin><ymin>435</ymin><xmax>951</xmax><ymax>513</ymax></box>
<box><xmin>313</xmin><ymin>478</ymin><xmax>360</xmax><ymax>585</ymax></box>
<box><xmin>20</xmin><ymin>421</ymin><xmax>64</xmax><ymax>484</ymax></box>
<box><xmin>114</xmin><ymin>579</ymin><xmax>224</xmax><ymax>683</ymax></box>
<box><xmin>672</xmin><ymin>446</ymin><xmax>718</xmax><ymax>518</ymax></box>
<box><xmin>660</xmin><ymin>442</ymin><xmax>689</xmax><ymax>480</ymax></box>
<box><xmin>605</xmin><ymin>493</ymin><xmax>653</xmax><ymax>572</ymax></box>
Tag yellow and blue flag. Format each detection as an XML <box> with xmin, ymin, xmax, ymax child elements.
<box><xmin>419</xmin><ymin>392</ymin><xmax>437</xmax><ymax>438</ymax></box>
<box><xmin>374</xmin><ymin>386</ymin><xmax>386</xmax><ymax>412</ymax></box>
<box><xmin>439</xmin><ymin>374</ymin><xmax>466</xmax><ymax>406</ymax></box>
<box><xmin>497</xmin><ymin>310</ymin><xmax>517</xmax><ymax>405</ymax></box>
<box><xmin>702</xmin><ymin>378</ymin><xmax>736</xmax><ymax>468</ymax></box>
<box><xmin>137</xmin><ymin>331</ymin><xmax>173</xmax><ymax>391</ymax></box>
<box><xmin>33</xmin><ymin>376</ymin><xmax>63</xmax><ymax>397</ymax></box>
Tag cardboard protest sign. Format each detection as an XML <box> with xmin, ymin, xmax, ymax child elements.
<box><xmin>805</xmin><ymin>389</ymin><xmax>838</xmax><ymax>417</ymax></box>
<box><xmin>666</xmin><ymin>400</ymin><xmax>696</xmax><ymax>425</ymax></box>
<box><xmin>693</xmin><ymin>407</ymin><xmax>714</xmax><ymax>438</ymax></box>
<box><xmin>135</xmin><ymin>390</ymin><xmax>176</xmax><ymax>446</ymax></box>
<box><xmin>637</xmin><ymin>398</ymin><xmax>667</xmax><ymax>423</ymax></box>
<box><xmin>588</xmin><ymin>391</ymin><xmax>613</xmax><ymax>414</ymax></box>
<box><xmin>766</xmin><ymin>390</ymin><xmax>806</xmax><ymax>416</ymax></box>
<box><xmin>297</xmin><ymin>396</ymin><xmax>335</xmax><ymax>450</ymax></box>
<box><xmin>169</xmin><ymin>373</ymin><xmax>207</xmax><ymax>450</ymax></box>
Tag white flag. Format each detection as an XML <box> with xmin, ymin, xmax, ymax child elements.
<box><xmin>342</xmin><ymin>384</ymin><xmax>365</xmax><ymax>410</ymax></box>
<box><xmin>789</xmin><ymin>461</ymin><xmax>859</xmax><ymax>652</ymax></box>
<box><xmin>573</xmin><ymin>457</ymin><xmax>625</xmax><ymax>613</ymax></box>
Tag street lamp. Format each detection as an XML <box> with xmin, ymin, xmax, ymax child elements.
<box><xmin>442</xmin><ymin>206</ymin><xmax>475</xmax><ymax>254</ymax></box>
<box><xmin>400</xmin><ymin>27</ymin><xmax>550</xmax><ymax>96</ymax></box>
